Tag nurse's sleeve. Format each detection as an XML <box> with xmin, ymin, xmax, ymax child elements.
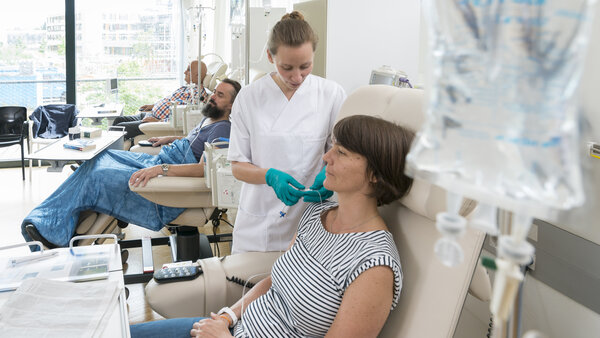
<box><xmin>325</xmin><ymin>85</ymin><xmax>348</xmax><ymax>152</ymax></box>
<box><xmin>227</xmin><ymin>95</ymin><xmax>252</xmax><ymax>163</ymax></box>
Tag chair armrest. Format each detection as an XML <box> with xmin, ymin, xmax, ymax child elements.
<box><xmin>129</xmin><ymin>144</ymin><xmax>162</xmax><ymax>155</ymax></box>
<box><xmin>139</xmin><ymin>122</ymin><xmax>184</xmax><ymax>138</ymax></box>
<box><xmin>129</xmin><ymin>176</ymin><xmax>212</xmax><ymax>208</ymax></box>
<box><xmin>22</xmin><ymin>121</ymin><xmax>29</xmax><ymax>136</ymax></box>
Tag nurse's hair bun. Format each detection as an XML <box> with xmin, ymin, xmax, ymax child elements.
<box><xmin>281</xmin><ymin>11</ymin><xmax>305</xmax><ymax>21</ymax></box>
<box><xmin>269</xmin><ymin>10</ymin><xmax>316</xmax><ymax>55</ymax></box>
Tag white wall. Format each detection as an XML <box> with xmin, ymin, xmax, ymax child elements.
<box><xmin>325</xmin><ymin>0</ymin><xmax>421</xmax><ymax>95</ymax></box>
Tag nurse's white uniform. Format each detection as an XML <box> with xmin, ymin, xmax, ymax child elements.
<box><xmin>227</xmin><ymin>73</ymin><xmax>346</xmax><ymax>253</ymax></box>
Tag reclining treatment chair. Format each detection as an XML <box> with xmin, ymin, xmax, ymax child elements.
<box><xmin>72</xmin><ymin>152</ymin><xmax>223</xmax><ymax>259</ymax></box>
<box><xmin>142</xmin><ymin>85</ymin><xmax>492</xmax><ymax>337</ymax></box>
<box><xmin>72</xmin><ymin>130</ymin><xmax>233</xmax><ymax>275</ymax></box>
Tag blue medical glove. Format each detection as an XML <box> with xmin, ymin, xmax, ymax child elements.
<box><xmin>303</xmin><ymin>166</ymin><xmax>333</xmax><ymax>203</ymax></box>
<box><xmin>265</xmin><ymin>168</ymin><xmax>305</xmax><ymax>206</ymax></box>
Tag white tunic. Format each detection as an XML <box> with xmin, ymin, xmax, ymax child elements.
<box><xmin>227</xmin><ymin>74</ymin><xmax>346</xmax><ymax>253</ymax></box>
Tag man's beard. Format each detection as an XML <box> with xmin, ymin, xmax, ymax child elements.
<box><xmin>202</xmin><ymin>100</ymin><xmax>225</xmax><ymax>119</ymax></box>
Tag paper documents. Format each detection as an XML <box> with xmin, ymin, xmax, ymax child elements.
<box><xmin>0</xmin><ymin>246</ymin><xmax>112</xmax><ymax>292</ymax></box>
<box><xmin>0</xmin><ymin>277</ymin><xmax>121</xmax><ymax>337</ymax></box>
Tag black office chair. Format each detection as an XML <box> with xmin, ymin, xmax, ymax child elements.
<box><xmin>0</xmin><ymin>106</ymin><xmax>29</xmax><ymax>180</ymax></box>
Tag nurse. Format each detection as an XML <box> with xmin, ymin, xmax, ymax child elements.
<box><xmin>227</xmin><ymin>11</ymin><xmax>346</xmax><ymax>253</ymax></box>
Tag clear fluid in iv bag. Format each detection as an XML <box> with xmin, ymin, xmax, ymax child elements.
<box><xmin>408</xmin><ymin>0</ymin><xmax>595</xmax><ymax>219</ymax></box>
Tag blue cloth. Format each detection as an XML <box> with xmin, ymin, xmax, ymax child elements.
<box><xmin>21</xmin><ymin>139</ymin><xmax>198</xmax><ymax>247</ymax></box>
<box><xmin>130</xmin><ymin>317</ymin><xmax>204</xmax><ymax>338</ymax></box>
<box><xmin>29</xmin><ymin>104</ymin><xmax>79</xmax><ymax>139</ymax></box>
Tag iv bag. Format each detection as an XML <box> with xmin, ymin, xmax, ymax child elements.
<box><xmin>408</xmin><ymin>0</ymin><xmax>597</xmax><ymax>219</ymax></box>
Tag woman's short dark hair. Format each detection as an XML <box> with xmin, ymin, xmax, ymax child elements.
<box><xmin>333</xmin><ymin>115</ymin><xmax>415</xmax><ymax>206</ymax></box>
<box><xmin>268</xmin><ymin>11</ymin><xmax>318</xmax><ymax>55</ymax></box>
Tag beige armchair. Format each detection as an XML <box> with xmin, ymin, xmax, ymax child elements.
<box><xmin>125</xmin><ymin>138</ymin><xmax>240</xmax><ymax>265</ymax></box>
<box><xmin>143</xmin><ymin>85</ymin><xmax>491</xmax><ymax>337</ymax></box>
<box><xmin>122</xmin><ymin>121</ymin><xmax>185</xmax><ymax>151</ymax></box>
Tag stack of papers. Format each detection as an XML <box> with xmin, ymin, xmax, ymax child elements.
<box><xmin>0</xmin><ymin>277</ymin><xmax>121</xmax><ymax>337</ymax></box>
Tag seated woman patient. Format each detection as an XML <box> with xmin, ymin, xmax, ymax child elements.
<box><xmin>22</xmin><ymin>79</ymin><xmax>241</xmax><ymax>248</ymax></box>
<box><xmin>130</xmin><ymin>115</ymin><xmax>416</xmax><ymax>338</ymax></box>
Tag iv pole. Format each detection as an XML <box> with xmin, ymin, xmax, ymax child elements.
<box><xmin>245</xmin><ymin>0</ymin><xmax>250</xmax><ymax>85</ymax></box>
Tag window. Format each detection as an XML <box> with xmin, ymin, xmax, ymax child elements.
<box><xmin>0</xmin><ymin>1</ymin><xmax>67</xmax><ymax>110</ymax></box>
<box><xmin>75</xmin><ymin>0</ymin><xmax>179</xmax><ymax>118</ymax></box>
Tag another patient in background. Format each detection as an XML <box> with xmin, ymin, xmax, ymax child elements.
<box><xmin>113</xmin><ymin>60</ymin><xmax>210</xmax><ymax>140</ymax></box>
<box><xmin>130</xmin><ymin>115</ymin><xmax>416</xmax><ymax>338</ymax></box>
<box><xmin>22</xmin><ymin>79</ymin><xmax>241</xmax><ymax>249</ymax></box>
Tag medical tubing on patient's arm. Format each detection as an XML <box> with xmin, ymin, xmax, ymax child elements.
<box><xmin>238</xmin><ymin>272</ymin><xmax>271</xmax><ymax>330</ymax></box>
<box><xmin>182</xmin><ymin>125</ymin><xmax>203</xmax><ymax>161</ymax></box>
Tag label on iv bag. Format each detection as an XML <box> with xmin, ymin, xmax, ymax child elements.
<box><xmin>407</xmin><ymin>0</ymin><xmax>595</xmax><ymax>219</ymax></box>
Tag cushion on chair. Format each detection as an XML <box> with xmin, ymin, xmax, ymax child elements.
<box><xmin>169</xmin><ymin>208</ymin><xmax>214</xmax><ymax>227</ymax></box>
<box><xmin>146</xmin><ymin>252</ymin><xmax>281</xmax><ymax>318</ymax></box>
<box><xmin>75</xmin><ymin>210</ymin><xmax>98</xmax><ymax>235</ymax></box>
<box><xmin>77</xmin><ymin>213</ymin><xmax>115</xmax><ymax>246</ymax></box>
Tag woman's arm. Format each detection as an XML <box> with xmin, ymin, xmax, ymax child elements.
<box><xmin>189</xmin><ymin>274</ymin><xmax>271</xmax><ymax>338</ymax></box>
<box><xmin>325</xmin><ymin>266</ymin><xmax>395</xmax><ymax>338</ymax></box>
<box><xmin>222</xmin><ymin>233</ymin><xmax>297</xmax><ymax>323</ymax></box>
<box><xmin>229</xmin><ymin>275</ymin><xmax>272</xmax><ymax>319</ymax></box>
<box><xmin>231</xmin><ymin>161</ymin><xmax>268</xmax><ymax>185</ymax></box>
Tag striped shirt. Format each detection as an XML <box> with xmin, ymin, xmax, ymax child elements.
<box><xmin>150</xmin><ymin>85</ymin><xmax>208</xmax><ymax>120</ymax></box>
<box><xmin>234</xmin><ymin>201</ymin><xmax>402</xmax><ymax>337</ymax></box>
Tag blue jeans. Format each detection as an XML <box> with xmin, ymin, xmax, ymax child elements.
<box><xmin>130</xmin><ymin>317</ymin><xmax>204</xmax><ymax>338</ymax></box>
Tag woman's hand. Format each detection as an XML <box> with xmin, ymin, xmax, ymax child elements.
<box><xmin>129</xmin><ymin>165</ymin><xmax>163</xmax><ymax>187</ymax></box>
<box><xmin>190</xmin><ymin>313</ymin><xmax>233</xmax><ymax>338</ymax></box>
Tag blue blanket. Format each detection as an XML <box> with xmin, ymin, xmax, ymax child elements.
<box><xmin>22</xmin><ymin>139</ymin><xmax>198</xmax><ymax>247</ymax></box>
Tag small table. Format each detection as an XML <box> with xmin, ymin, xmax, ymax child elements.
<box><xmin>78</xmin><ymin>104</ymin><xmax>125</xmax><ymax>125</ymax></box>
<box><xmin>25</xmin><ymin>130</ymin><xmax>125</xmax><ymax>172</ymax></box>
<box><xmin>0</xmin><ymin>242</ymin><xmax>130</xmax><ymax>337</ymax></box>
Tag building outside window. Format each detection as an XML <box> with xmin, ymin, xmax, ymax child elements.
<box><xmin>0</xmin><ymin>0</ymin><xmax>182</xmax><ymax>161</ymax></box>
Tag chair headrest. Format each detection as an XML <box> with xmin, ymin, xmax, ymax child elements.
<box><xmin>204</xmin><ymin>62</ymin><xmax>228</xmax><ymax>92</ymax></box>
<box><xmin>337</xmin><ymin>85</ymin><xmax>473</xmax><ymax>220</ymax></box>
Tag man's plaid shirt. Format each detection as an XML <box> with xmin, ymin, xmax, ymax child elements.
<box><xmin>150</xmin><ymin>85</ymin><xmax>209</xmax><ymax>121</ymax></box>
